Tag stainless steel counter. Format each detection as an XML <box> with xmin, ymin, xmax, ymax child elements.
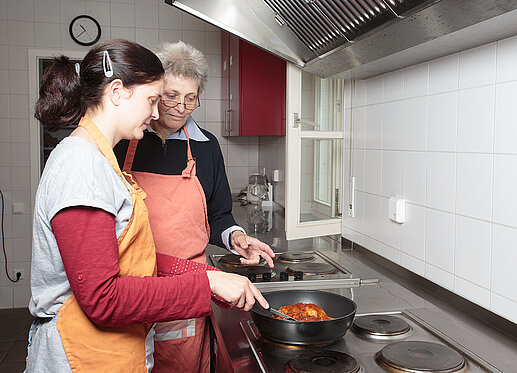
<box><xmin>207</xmin><ymin>202</ymin><xmax>517</xmax><ymax>372</ymax></box>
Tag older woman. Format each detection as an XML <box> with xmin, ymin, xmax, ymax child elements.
<box><xmin>114</xmin><ymin>41</ymin><xmax>274</xmax><ymax>372</ymax></box>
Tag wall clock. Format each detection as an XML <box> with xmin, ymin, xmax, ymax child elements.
<box><xmin>69</xmin><ymin>15</ymin><xmax>101</xmax><ymax>46</ymax></box>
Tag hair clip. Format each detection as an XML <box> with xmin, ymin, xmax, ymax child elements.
<box><xmin>75</xmin><ymin>63</ymin><xmax>80</xmax><ymax>76</ymax></box>
<box><xmin>103</xmin><ymin>50</ymin><xmax>114</xmax><ymax>78</ymax></box>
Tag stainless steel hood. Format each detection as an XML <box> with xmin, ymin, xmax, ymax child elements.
<box><xmin>165</xmin><ymin>0</ymin><xmax>517</xmax><ymax>79</ymax></box>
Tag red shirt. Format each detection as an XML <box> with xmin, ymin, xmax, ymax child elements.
<box><xmin>51</xmin><ymin>207</ymin><xmax>212</xmax><ymax>327</ymax></box>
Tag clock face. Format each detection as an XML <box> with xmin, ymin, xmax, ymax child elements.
<box><xmin>69</xmin><ymin>15</ymin><xmax>101</xmax><ymax>46</ymax></box>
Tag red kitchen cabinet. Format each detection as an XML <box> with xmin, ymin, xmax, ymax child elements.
<box><xmin>221</xmin><ymin>31</ymin><xmax>286</xmax><ymax>136</ymax></box>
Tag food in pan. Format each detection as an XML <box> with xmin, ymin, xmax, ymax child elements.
<box><xmin>272</xmin><ymin>302</ymin><xmax>333</xmax><ymax>321</ymax></box>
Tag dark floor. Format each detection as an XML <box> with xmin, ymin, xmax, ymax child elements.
<box><xmin>0</xmin><ymin>308</ymin><xmax>32</xmax><ymax>373</ymax></box>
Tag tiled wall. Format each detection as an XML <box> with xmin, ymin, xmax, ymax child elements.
<box><xmin>0</xmin><ymin>0</ymin><xmax>258</xmax><ymax>308</ymax></box>
<box><xmin>342</xmin><ymin>34</ymin><xmax>517</xmax><ymax>324</ymax></box>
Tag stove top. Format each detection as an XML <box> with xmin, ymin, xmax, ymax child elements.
<box><xmin>208</xmin><ymin>250</ymin><xmax>378</xmax><ymax>289</ymax></box>
<box><xmin>240</xmin><ymin>311</ymin><xmax>500</xmax><ymax>373</ymax></box>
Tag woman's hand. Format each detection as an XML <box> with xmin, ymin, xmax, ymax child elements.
<box><xmin>231</xmin><ymin>231</ymin><xmax>275</xmax><ymax>268</ymax></box>
<box><xmin>206</xmin><ymin>271</ymin><xmax>269</xmax><ymax>311</ymax></box>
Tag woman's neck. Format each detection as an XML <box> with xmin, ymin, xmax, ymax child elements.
<box><xmin>150</xmin><ymin>121</ymin><xmax>181</xmax><ymax>142</ymax></box>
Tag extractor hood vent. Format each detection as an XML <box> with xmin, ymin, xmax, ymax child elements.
<box><xmin>166</xmin><ymin>0</ymin><xmax>517</xmax><ymax>79</ymax></box>
<box><xmin>264</xmin><ymin>0</ymin><xmax>426</xmax><ymax>56</ymax></box>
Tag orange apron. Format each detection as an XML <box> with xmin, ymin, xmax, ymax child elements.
<box><xmin>55</xmin><ymin>117</ymin><xmax>158</xmax><ymax>372</ymax></box>
<box><xmin>123</xmin><ymin>126</ymin><xmax>211</xmax><ymax>373</ymax></box>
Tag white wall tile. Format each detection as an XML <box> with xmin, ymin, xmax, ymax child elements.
<box><xmin>401</xmin><ymin>204</ymin><xmax>426</xmax><ymax>260</ymax></box>
<box><xmin>427</xmin><ymin>92</ymin><xmax>457</xmax><ymax>152</ymax></box>
<box><xmin>11</xmin><ymin>167</ymin><xmax>30</xmax><ymax>191</ymax></box>
<box><xmin>352</xmin><ymin>106</ymin><xmax>365</xmax><ymax>150</ymax></box>
<box><xmin>383</xmin><ymin>69</ymin><xmax>404</xmax><ymax>102</ymax></box>
<box><xmin>182</xmin><ymin>12</ymin><xmax>206</xmax><ymax>31</ymax></box>
<box><xmin>425</xmin><ymin>209</ymin><xmax>454</xmax><ymax>272</ymax></box>
<box><xmin>0</xmin><ymin>70</ymin><xmax>8</xmax><ymax>94</ymax></box>
<box><xmin>380</xmin><ymin>197</ymin><xmax>401</xmax><ymax>249</ymax></box>
<box><xmin>111</xmin><ymin>27</ymin><xmax>135</xmax><ymax>40</ymax></box>
<box><xmin>227</xmin><ymin>144</ymin><xmax>250</xmax><ymax>167</ymax></box>
<box><xmin>381</xmin><ymin>150</ymin><xmax>402</xmax><ymax>197</ymax></box>
<box><xmin>490</xmin><ymin>293</ymin><xmax>517</xmax><ymax>324</ymax></box>
<box><xmin>364</xmin><ymin>104</ymin><xmax>382</xmax><ymax>149</ymax></box>
<box><xmin>494</xmin><ymin>81</ymin><xmax>517</xmax><ymax>154</ymax></box>
<box><xmin>60</xmin><ymin>0</ymin><xmax>86</xmax><ymax>24</ymax></box>
<box><xmin>429</xmin><ymin>53</ymin><xmax>459</xmax><ymax>94</ymax></box>
<box><xmin>382</xmin><ymin>101</ymin><xmax>403</xmax><ymax>150</ymax></box>
<box><xmin>403</xmin><ymin>97</ymin><xmax>427</xmax><ymax>151</ymax></box>
<box><xmin>459</xmin><ymin>43</ymin><xmax>496</xmax><ymax>89</ymax></box>
<box><xmin>491</xmin><ymin>224</ymin><xmax>517</xmax><ymax>303</ymax></box>
<box><xmin>493</xmin><ymin>154</ymin><xmax>517</xmax><ymax>228</ymax></box>
<box><xmin>111</xmin><ymin>3</ymin><xmax>135</xmax><ymax>28</ymax></box>
<box><xmin>9</xmin><ymin>94</ymin><xmax>29</xmax><ymax>119</ymax></box>
<box><xmin>11</xmin><ymin>143</ymin><xmax>30</xmax><ymax>167</ymax></box>
<box><xmin>364</xmin><ymin>150</ymin><xmax>382</xmax><ymax>195</ymax></box>
<box><xmin>0</xmin><ymin>0</ymin><xmax>6</xmax><ymax>20</ymax></box>
<box><xmin>0</xmin><ymin>287</ymin><xmax>13</xmax><ymax>308</ymax></box>
<box><xmin>205</xmin><ymin>54</ymin><xmax>221</xmax><ymax>79</ymax></box>
<box><xmin>158</xmin><ymin>4</ymin><xmax>182</xmax><ymax>30</ymax></box>
<box><xmin>400</xmin><ymin>252</ymin><xmax>424</xmax><ymax>276</ymax></box>
<box><xmin>454</xmin><ymin>276</ymin><xmax>491</xmax><ymax>308</ymax></box>
<box><xmin>353</xmin><ymin>80</ymin><xmax>365</xmax><ymax>107</ymax></box>
<box><xmin>7</xmin><ymin>0</ymin><xmax>34</xmax><ymax>21</ymax></box>
<box><xmin>10</xmin><ymin>119</ymin><xmax>29</xmax><ymax>143</ymax></box>
<box><xmin>363</xmin><ymin>193</ymin><xmax>381</xmax><ymax>241</ymax></box>
<box><xmin>0</xmin><ymin>94</ymin><xmax>9</xmax><ymax>118</ymax></box>
<box><xmin>86</xmin><ymin>2</ymin><xmax>111</xmax><ymax>27</ymax></box>
<box><xmin>455</xmin><ymin>216</ymin><xmax>491</xmax><ymax>288</ymax></box>
<box><xmin>135</xmin><ymin>28</ymin><xmax>158</xmax><ymax>50</ymax></box>
<box><xmin>364</xmin><ymin>75</ymin><xmax>383</xmax><ymax>105</ymax></box>
<box><xmin>0</xmin><ymin>118</ymin><xmax>10</xmax><ymax>141</ymax></box>
<box><xmin>14</xmin><ymin>285</ymin><xmax>31</xmax><ymax>308</ymax></box>
<box><xmin>35</xmin><ymin>0</ymin><xmax>60</xmax><ymax>23</ymax></box>
<box><xmin>456</xmin><ymin>153</ymin><xmax>492</xmax><ymax>221</ymax></box>
<box><xmin>135</xmin><ymin>4</ymin><xmax>158</xmax><ymax>28</ymax></box>
<box><xmin>457</xmin><ymin>85</ymin><xmax>495</xmax><ymax>153</ymax></box>
<box><xmin>205</xmin><ymin>31</ymin><xmax>221</xmax><ymax>56</ymax></box>
<box><xmin>426</xmin><ymin>152</ymin><xmax>455</xmax><ymax>212</ymax></box>
<box><xmin>352</xmin><ymin>149</ymin><xmax>365</xmax><ymax>192</ymax></box>
<box><xmin>7</xmin><ymin>21</ymin><xmax>34</xmax><ymax>46</ymax></box>
<box><xmin>226</xmin><ymin>166</ymin><xmax>249</xmax><ymax>192</ymax></box>
<box><xmin>0</xmin><ymin>166</ymin><xmax>12</xmax><ymax>190</ymax></box>
<box><xmin>205</xmin><ymin>98</ymin><xmax>221</xmax><ymax>122</ymax></box>
<box><xmin>496</xmin><ymin>35</ymin><xmax>517</xmax><ymax>83</ymax></box>
<box><xmin>381</xmin><ymin>243</ymin><xmax>400</xmax><ymax>264</ymax></box>
<box><xmin>34</xmin><ymin>22</ymin><xmax>61</xmax><ymax>48</ymax></box>
<box><xmin>425</xmin><ymin>264</ymin><xmax>454</xmax><ymax>291</ymax></box>
<box><xmin>344</xmin><ymin>190</ymin><xmax>364</xmax><ymax>234</ymax></box>
<box><xmin>404</xmin><ymin>62</ymin><xmax>428</xmax><ymax>99</ymax></box>
<box><xmin>9</xmin><ymin>71</ymin><xmax>28</xmax><ymax>95</ymax></box>
<box><xmin>8</xmin><ymin>46</ymin><xmax>28</xmax><ymax>71</ymax></box>
<box><xmin>0</xmin><ymin>145</ymin><xmax>11</xmax><ymax>167</ymax></box>
<box><xmin>402</xmin><ymin>152</ymin><xmax>426</xmax><ymax>205</ymax></box>
<box><xmin>0</xmin><ymin>45</ymin><xmax>8</xmax><ymax>69</ymax></box>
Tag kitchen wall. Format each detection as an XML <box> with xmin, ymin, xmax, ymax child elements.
<box><xmin>0</xmin><ymin>0</ymin><xmax>258</xmax><ymax>308</ymax></box>
<box><xmin>342</xmin><ymin>34</ymin><xmax>517</xmax><ymax>324</ymax></box>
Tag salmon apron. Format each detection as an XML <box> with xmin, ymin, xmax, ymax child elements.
<box><xmin>55</xmin><ymin>117</ymin><xmax>158</xmax><ymax>373</ymax></box>
<box><xmin>123</xmin><ymin>126</ymin><xmax>211</xmax><ymax>373</ymax></box>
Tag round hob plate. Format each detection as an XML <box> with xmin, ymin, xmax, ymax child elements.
<box><xmin>286</xmin><ymin>350</ymin><xmax>360</xmax><ymax>373</ymax></box>
<box><xmin>376</xmin><ymin>341</ymin><xmax>466</xmax><ymax>372</ymax></box>
<box><xmin>286</xmin><ymin>262</ymin><xmax>338</xmax><ymax>275</ymax></box>
<box><xmin>277</xmin><ymin>252</ymin><xmax>316</xmax><ymax>263</ymax></box>
<box><xmin>353</xmin><ymin>315</ymin><xmax>410</xmax><ymax>336</ymax></box>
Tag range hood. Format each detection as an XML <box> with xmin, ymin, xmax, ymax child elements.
<box><xmin>165</xmin><ymin>0</ymin><xmax>517</xmax><ymax>79</ymax></box>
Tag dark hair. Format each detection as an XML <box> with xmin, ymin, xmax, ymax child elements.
<box><xmin>35</xmin><ymin>39</ymin><xmax>164</xmax><ymax>131</ymax></box>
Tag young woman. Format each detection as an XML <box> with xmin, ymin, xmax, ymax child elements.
<box><xmin>114</xmin><ymin>41</ymin><xmax>275</xmax><ymax>372</ymax></box>
<box><xmin>26</xmin><ymin>39</ymin><xmax>267</xmax><ymax>373</ymax></box>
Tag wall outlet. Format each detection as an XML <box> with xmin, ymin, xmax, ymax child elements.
<box><xmin>14</xmin><ymin>269</ymin><xmax>25</xmax><ymax>281</ymax></box>
<box><xmin>13</xmin><ymin>203</ymin><xmax>24</xmax><ymax>214</ymax></box>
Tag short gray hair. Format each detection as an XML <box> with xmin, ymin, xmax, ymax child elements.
<box><xmin>155</xmin><ymin>41</ymin><xmax>209</xmax><ymax>94</ymax></box>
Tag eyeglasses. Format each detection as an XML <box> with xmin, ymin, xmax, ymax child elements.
<box><xmin>160</xmin><ymin>96</ymin><xmax>200</xmax><ymax>110</ymax></box>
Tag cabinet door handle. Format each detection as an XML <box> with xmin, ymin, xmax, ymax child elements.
<box><xmin>224</xmin><ymin>110</ymin><xmax>231</xmax><ymax>132</ymax></box>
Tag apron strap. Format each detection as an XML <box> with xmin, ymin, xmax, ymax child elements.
<box><xmin>78</xmin><ymin>117</ymin><xmax>140</xmax><ymax>193</ymax></box>
<box><xmin>123</xmin><ymin>140</ymin><xmax>139</xmax><ymax>172</ymax></box>
<box><xmin>182</xmin><ymin>126</ymin><xmax>196</xmax><ymax>179</ymax></box>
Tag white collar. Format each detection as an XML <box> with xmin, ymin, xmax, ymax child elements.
<box><xmin>147</xmin><ymin>116</ymin><xmax>209</xmax><ymax>142</ymax></box>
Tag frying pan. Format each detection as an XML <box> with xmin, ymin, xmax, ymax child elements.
<box><xmin>250</xmin><ymin>290</ymin><xmax>357</xmax><ymax>345</ymax></box>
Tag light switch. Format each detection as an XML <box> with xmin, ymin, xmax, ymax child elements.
<box><xmin>388</xmin><ymin>197</ymin><xmax>405</xmax><ymax>223</ymax></box>
<box><xmin>13</xmin><ymin>203</ymin><xmax>24</xmax><ymax>214</ymax></box>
